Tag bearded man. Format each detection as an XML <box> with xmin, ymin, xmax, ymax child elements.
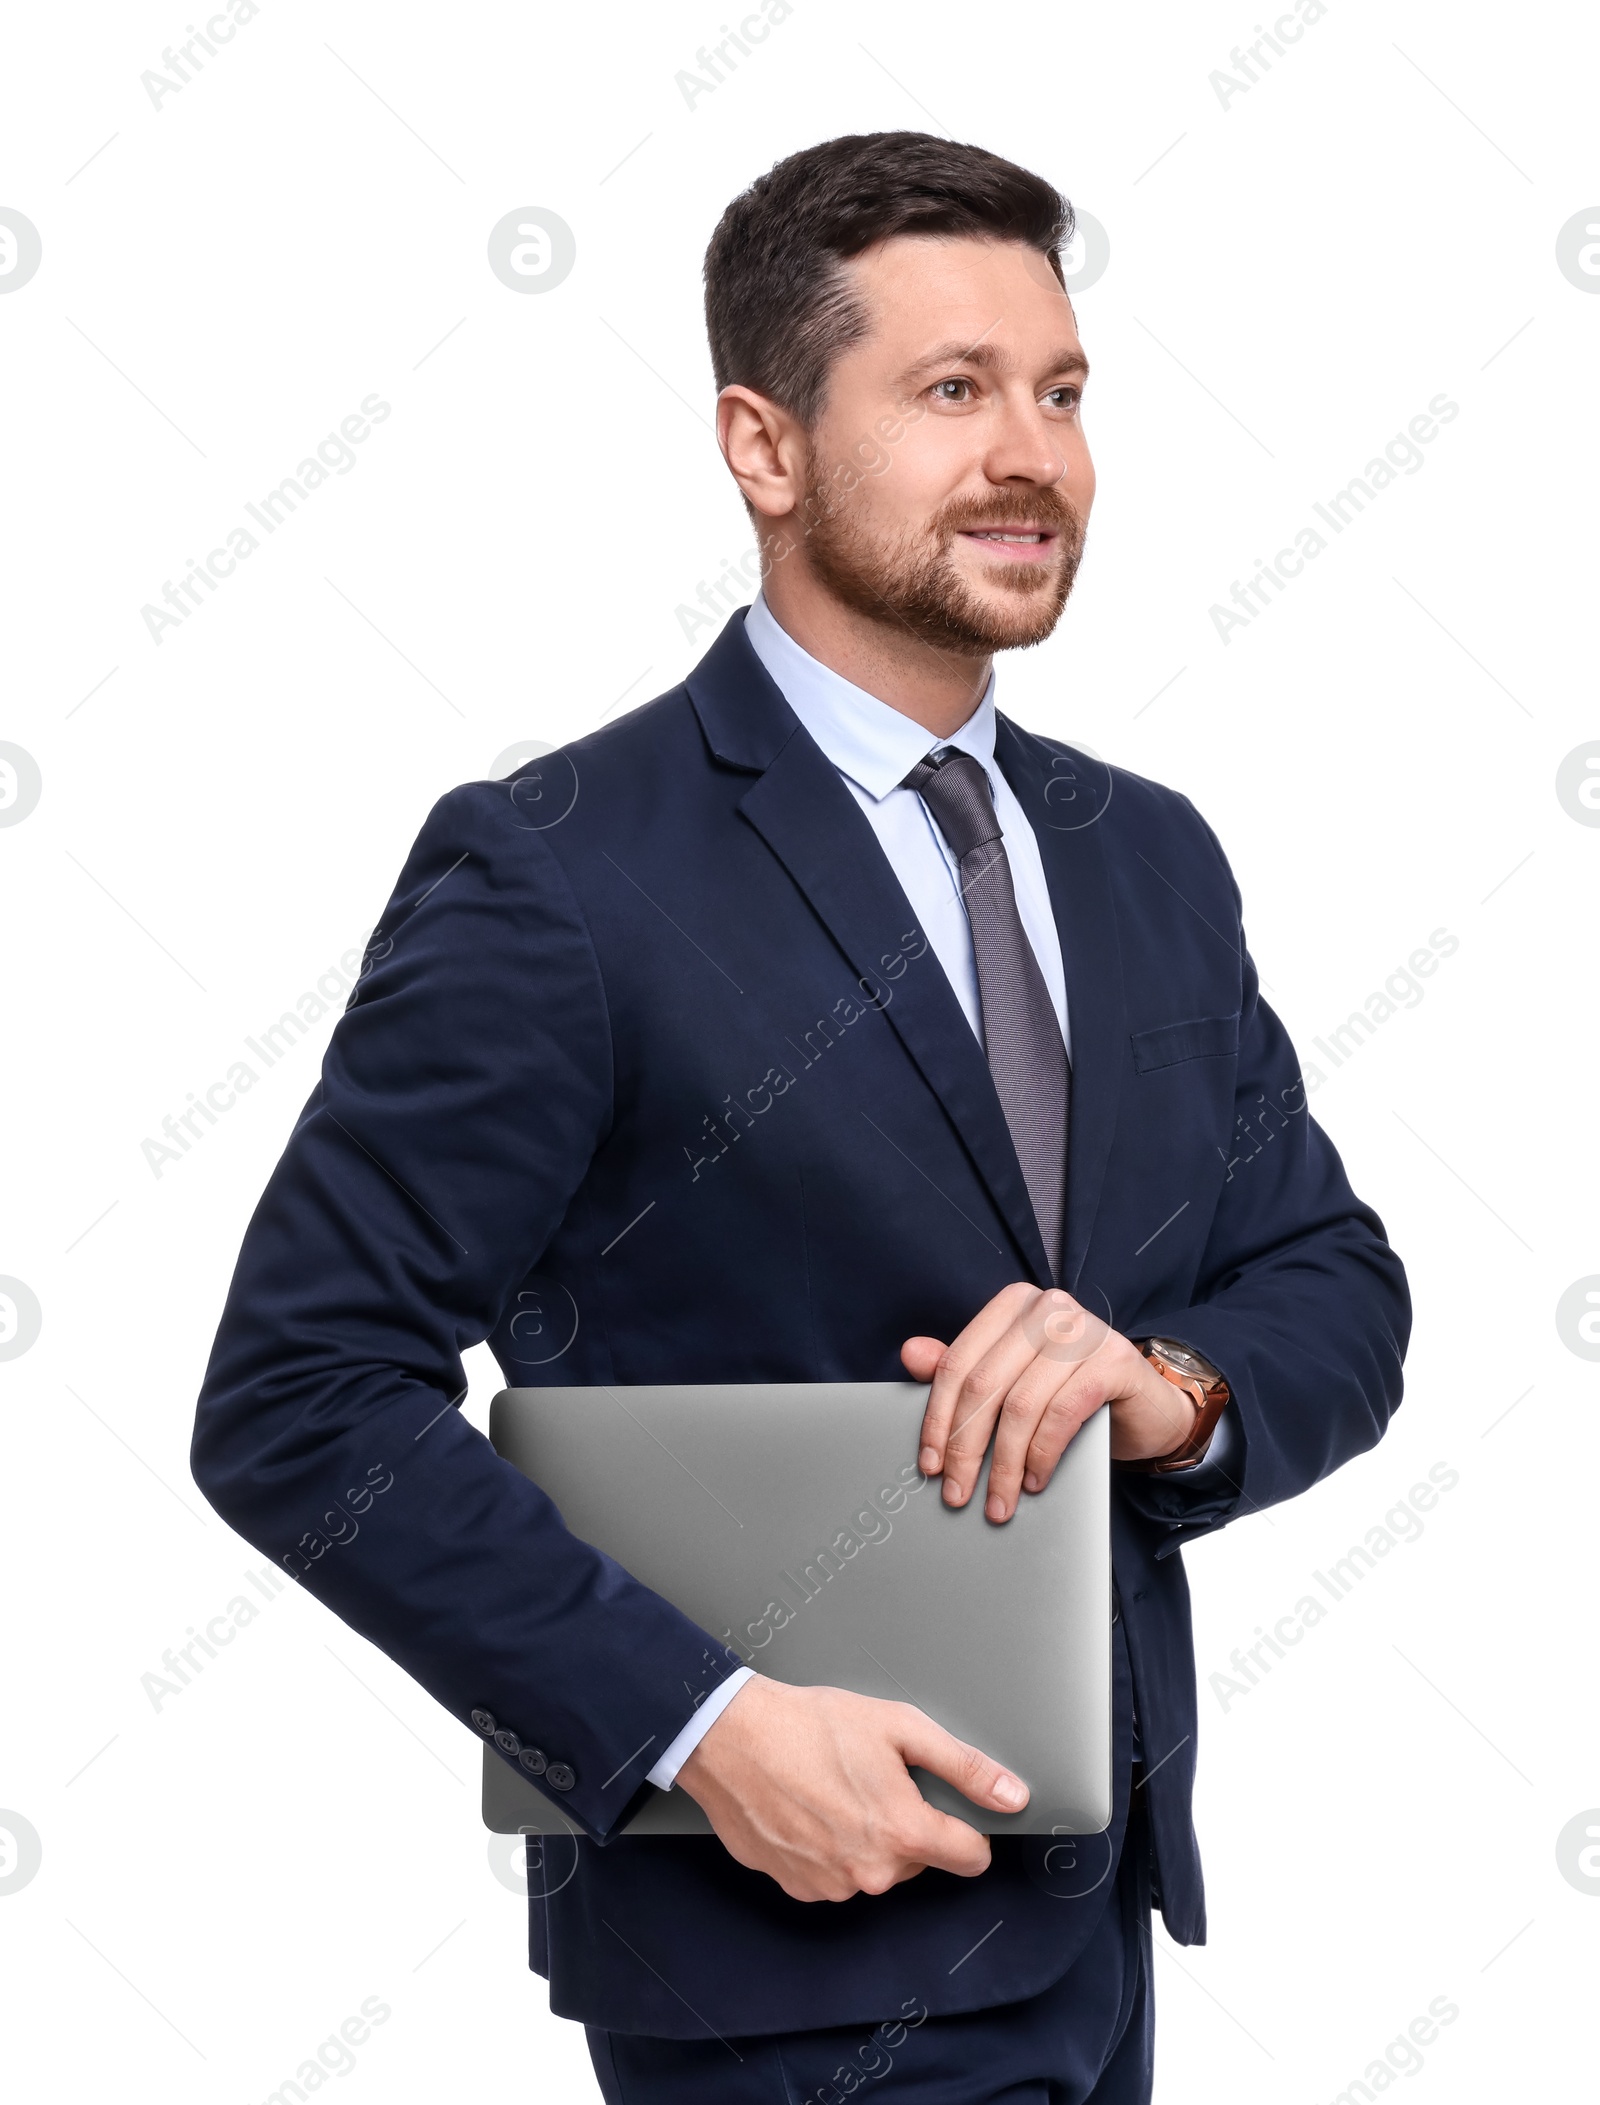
<box><xmin>192</xmin><ymin>132</ymin><xmax>1409</xmax><ymax>2104</ymax></box>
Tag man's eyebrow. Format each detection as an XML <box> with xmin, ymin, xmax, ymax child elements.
<box><xmin>896</xmin><ymin>341</ymin><xmax>1090</xmax><ymax>384</ymax></box>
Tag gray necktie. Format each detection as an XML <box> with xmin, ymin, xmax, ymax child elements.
<box><xmin>903</xmin><ymin>748</ymin><xmax>1069</xmax><ymax>1282</ymax></box>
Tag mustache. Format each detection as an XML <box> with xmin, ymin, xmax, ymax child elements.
<box><xmin>932</xmin><ymin>488</ymin><xmax>1084</xmax><ymax>541</ymax></box>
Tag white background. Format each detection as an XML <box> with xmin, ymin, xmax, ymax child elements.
<box><xmin>2</xmin><ymin>0</ymin><xmax>1597</xmax><ymax>2097</ymax></box>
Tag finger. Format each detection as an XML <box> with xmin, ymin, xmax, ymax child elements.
<box><xmin>984</xmin><ymin>1361</ymin><xmax>1097</xmax><ymax>1521</ymax></box>
<box><xmin>900</xmin><ymin>1335</ymin><xmax>947</xmax><ymax>1384</ymax></box>
<box><xmin>931</xmin><ymin>1296</ymin><xmax>1042</xmax><ymax>1472</ymax></box>
<box><xmin>896</xmin><ymin>1800</ymin><xmax>993</xmax><ymax>1881</ymax></box>
<box><xmin>916</xmin><ymin>1283</ymin><xmax>1037</xmax><ymax>1477</ymax></box>
<box><xmin>892</xmin><ymin>1704</ymin><xmax>1029</xmax><ymax>1815</ymax></box>
<box><xmin>1019</xmin><ymin>1371</ymin><xmax>1108</xmax><ymax>1495</ymax></box>
<box><xmin>939</xmin><ymin>1321</ymin><xmax>1051</xmax><ymax>1507</ymax></box>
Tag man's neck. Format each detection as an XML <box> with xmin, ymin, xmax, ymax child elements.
<box><xmin>759</xmin><ymin>567</ymin><xmax>992</xmax><ymax>741</ymax></box>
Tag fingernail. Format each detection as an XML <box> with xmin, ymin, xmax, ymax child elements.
<box><xmin>986</xmin><ymin>1495</ymin><xmax>1007</xmax><ymax>1521</ymax></box>
<box><xmin>994</xmin><ymin>1774</ymin><xmax>1028</xmax><ymax>1810</ymax></box>
<box><xmin>944</xmin><ymin>1479</ymin><xmax>962</xmax><ymax>1504</ymax></box>
<box><xmin>919</xmin><ymin>1447</ymin><xmax>939</xmax><ymax>1473</ymax></box>
<box><xmin>1022</xmin><ymin>1472</ymin><xmax>1039</xmax><ymax>1493</ymax></box>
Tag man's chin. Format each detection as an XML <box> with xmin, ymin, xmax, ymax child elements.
<box><xmin>928</xmin><ymin>571</ymin><xmax>1075</xmax><ymax>653</ymax></box>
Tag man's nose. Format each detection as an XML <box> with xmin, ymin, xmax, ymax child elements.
<box><xmin>981</xmin><ymin>393</ymin><xmax>1067</xmax><ymax>488</ymax></box>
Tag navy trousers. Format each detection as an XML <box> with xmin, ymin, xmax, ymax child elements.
<box><xmin>584</xmin><ymin>1780</ymin><xmax>1155</xmax><ymax>2105</ymax></box>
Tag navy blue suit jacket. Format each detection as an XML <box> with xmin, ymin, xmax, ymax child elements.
<box><xmin>191</xmin><ymin>609</ymin><xmax>1409</xmax><ymax>2037</ymax></box>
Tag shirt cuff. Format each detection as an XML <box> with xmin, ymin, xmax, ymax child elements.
<box><xmin>644</xmin><ymin>1666</ymin><xmax>756</xmax><ymax>1790</ymax></box>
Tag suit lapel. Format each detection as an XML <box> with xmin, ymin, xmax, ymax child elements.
<box><xmin>737</xmin><ymin>737</ymin><xmax>1055</xmax><ymax>1286</ymax></box>
<box><xmin>992</xmin><ymin>717</ymin><xmax>1127</xmax><ymax>1297</ymax></box>
<box><xmin>687</xmin><ymin>616</ymin><xmax>1054</xmax><ymax>1285</ymax></box>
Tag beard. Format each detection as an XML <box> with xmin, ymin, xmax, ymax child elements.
<box><xmin>797</xmin><ymin>450</ymin><xmax>1088</xmax><ymax>657</ymax></box>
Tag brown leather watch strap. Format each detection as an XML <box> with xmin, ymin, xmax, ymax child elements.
<box><xmin>1118</xmin><ymin>1345</ymin><xmax>1231</xmax><ymax>1474</ymax></box>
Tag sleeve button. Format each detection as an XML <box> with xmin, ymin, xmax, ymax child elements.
<box><xmin>469</xmin><ymin>1709</ymin><xmax>496</xmax><ymax>1735</ymax></box>
<box><xmin>544</xmin><ymin>1762</ymin><xmax>576</xmax><ymax>1792</ymax></box>
<box><xmin>518</xmin><ymin>1747</ymin><xmax>548</xmax><ymax>1777</ymax></box>
<box><xmin>493</xmin><ymin>1728</ymin><xmax>522</xmax><ymax>1756</ymax></box>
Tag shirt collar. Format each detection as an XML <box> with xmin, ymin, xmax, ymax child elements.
<box><xmin>742</xmin><ymin>591</ymin><xmax>998</xmax><ymax>803</ymax></box>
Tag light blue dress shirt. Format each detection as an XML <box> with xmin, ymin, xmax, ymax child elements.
<box><xmin>643</xmin><ymin>595</ymin><xmax>1235</xmax><ymax>1790</ymax></box>
<box><xmin>742</xmin><ymin>591</ymin><xmax>1072</xmax><ymax>1060</ymax></box>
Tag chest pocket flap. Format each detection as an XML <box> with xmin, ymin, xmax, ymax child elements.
<box><xmin>1130</xmin><ymin>1011</ymin><xmax>1241</xmax><ymax>1074</ymax></box>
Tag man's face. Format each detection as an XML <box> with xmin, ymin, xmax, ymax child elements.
<box><xmin>794</xmin><ymin>234</ymin><xmax>1095</xmax><ymax>656</ymax></box>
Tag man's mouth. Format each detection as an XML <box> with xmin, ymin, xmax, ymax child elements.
<box><xmin>957</xmin><ymin>527</ymin><xmax>1058</xmax><ymax>561</ymax></box>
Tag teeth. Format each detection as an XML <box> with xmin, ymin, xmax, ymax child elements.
<box><xmin>977</xmin><ymin>531</ymin><xmax>1042</xmax><ymax>543</ymax></box>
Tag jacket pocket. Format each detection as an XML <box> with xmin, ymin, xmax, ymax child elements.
<box><xmin>1129</xmin><ymin>1011</ymin><xmax>1241</xmax><ymax>1074</ymax></box>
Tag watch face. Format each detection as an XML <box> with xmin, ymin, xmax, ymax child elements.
<box><xmin>1148</xmin><ymin>1337</ymin><xmax>1222</xmax><ymax>1384</ymax></box>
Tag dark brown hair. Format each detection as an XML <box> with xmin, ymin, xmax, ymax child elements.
<box><xmin>704</xmin><ymin>131</ymin><xmax>1073</xmax><ymax>426</ymax></box>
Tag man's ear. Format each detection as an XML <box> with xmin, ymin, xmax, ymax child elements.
<box><xmin>717</xmin><ymin>385</ymin><xmax>807</xmax><ymax>521</ymax></box>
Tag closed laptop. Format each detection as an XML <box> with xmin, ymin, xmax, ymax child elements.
<box><xmin>483</xmin><ymin>1381</ymin><xmax>1110</xmax><ymax>1838</ymax></box>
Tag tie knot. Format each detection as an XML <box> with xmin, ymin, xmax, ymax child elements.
<box><xmin>903</xmin><ymin>749</ymin><xmax>1002</xmax><ymax>863</ymax></box>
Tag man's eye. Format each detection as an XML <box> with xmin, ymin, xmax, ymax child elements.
<box><xmin>1043</xmin><ymin>386</ymin><xmax>1081</xmax><ymax>410</ymax></box>
<box><xmin>931</xmin><ymin>378</ymin><xmax>972</xmax><ymax>402</ymax></box>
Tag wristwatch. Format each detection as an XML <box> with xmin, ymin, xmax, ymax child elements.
<box><xmin>1119</xmin><ymin>1336</ymin><xmax>1231</xmax><ymax>1474</ymax></box>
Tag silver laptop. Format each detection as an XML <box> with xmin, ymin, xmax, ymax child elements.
<box><xmin>483</xmin><ymin>1381</ymin><xmax>1109</xmax><ymax>1839</ymax></box>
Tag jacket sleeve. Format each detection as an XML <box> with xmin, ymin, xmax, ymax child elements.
<box><xmin>1115</xmin><ymin>800</ymin><xmax>1412</xmax><ymax>1554</ymax></box>
<box><xmin>190</xmin><ymin>780</ymin><xmax>740</xmax><ymax>1841</ymax></box>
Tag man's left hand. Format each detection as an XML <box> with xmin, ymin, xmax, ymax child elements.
<box><xmin>901</xmin><ymin>1284</ymin><xmax>1198</xmax><ymax>1521</ymax></box>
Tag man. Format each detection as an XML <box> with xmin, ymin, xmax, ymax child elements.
<box><xmin>192</xmin><ymin>133</ymin><xmax>1408</xmax><ymax>2102</ymax></box>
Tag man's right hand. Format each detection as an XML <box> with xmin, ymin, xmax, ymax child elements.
<box><xmin>674</xmin><ymin>1675</ymin><xmax>1029</xmax><ymax>1902</ymax></box>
